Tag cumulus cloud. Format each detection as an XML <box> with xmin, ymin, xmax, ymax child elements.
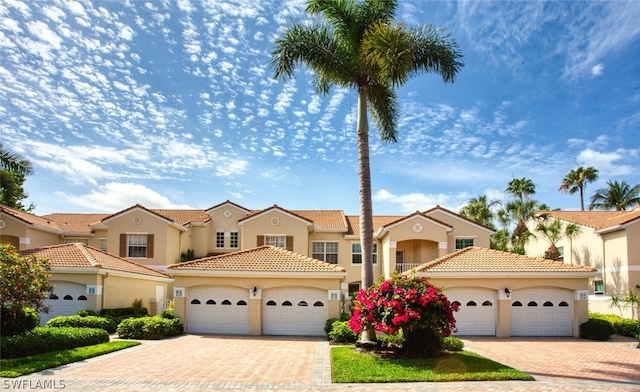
<box><xmin>577</xmin><ymin>148</ymin><xmax>636</xmax><ymax>177</ymax></box>
<box><xmin>373</xmin><ymin>189</ymin><xmax>472</xmax><ymax>214</ymax></box>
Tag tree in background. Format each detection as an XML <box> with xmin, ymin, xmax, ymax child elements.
<box><xmin>0</xmin><ymin>143</ymin><xmax>34</xmax><ymax>211</ymax></box>
<box><xmin>535</xmin><ymin>218</ymin><xmax>580</xmax><ymax>261</ymax></box>
<box><xmin>589</xmin><ymin>180</ymin><xmax>640</xmax><ymax>211</ymax></box>
<box><xmin>558</xmin><ymin>166</ymin><xmax>599</xmax><ymax>211</ymax></box>
<box><xmin>459</xmin><ymin>194</ymin><xmax>499</xmax><ymax>229</ymax></box>
<box><xmin>271</xmin><ymin>0</ymin><xmax>463</xmax><ymax>344</ymax></box>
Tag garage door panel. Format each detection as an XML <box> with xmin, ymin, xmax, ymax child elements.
<box><xmin>39</xmin><ymin>282</ymin><xmax>88</xmax><ymax>325</ymax></box>
<box><xmin>262</xmin><ymin>288</ymin><xmax>327</xmax><ymax>336</ymax></box>
<box><xmin>187</xmin><ymin>287</ymin><xmax>249</xmax><ymax>334</ymax></box>
<box><xmin>511</xmin><ymin>288</ymin><xmax>572</xmax><ymax>337</ymax></box>
<box><xmin>445</xmin><ymin>288</ymin><xmax>497</xmax><ymax>336</ymax></box>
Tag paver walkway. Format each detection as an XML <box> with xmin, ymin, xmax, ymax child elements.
<box><xmin>4</xmin><ymin>334</ymin><xmax>640</xmax><ymax>391</ymax></box>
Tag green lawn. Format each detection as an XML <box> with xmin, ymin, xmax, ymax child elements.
<box><xmin>331</xmin><ymin>346</ymin><xmax>534</xmax><ymax>383</ymax></box>
<box><xmin>0</xmin><ymin>341</ymin><xmax>140</xmax><ymax>378</ymax></box>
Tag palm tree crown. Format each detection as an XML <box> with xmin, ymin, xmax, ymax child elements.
<box><xmin>506</xmin><ymin>177</ymin><xmax>535</xmax><ymax>203</ymax></box>
<box><xmin>459</xmin><ymin>194</ymin><xmax>499</xmax><ymax>229</ymax></box>
<box><xmin>0</xmin><ymin>143</ymin><xmax>33</xmax><ymax>176</ymax></box>
<box><xmin>558</xmin><ymin>166</ymin><xmax>598</xmax><ymax>211</ymax></box>
<box><xmin>589</xmin><ymin>180</ymin><xmax>640</xmax><ymax>211</ymax></box>
<box><xmin>271</xmin><ymin>0</ymin><xmax>463</xmax><ymax>293</ymax></box>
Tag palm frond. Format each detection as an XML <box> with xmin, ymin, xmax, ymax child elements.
<box><xmin>366</xmin><ymin>84</ymin><xmax>398</xmax><ymax>143</ymax></box>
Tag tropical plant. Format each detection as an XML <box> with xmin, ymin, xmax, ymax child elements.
<box><xmin>459</xmin><ymin>194</ymin><xmax>499</xmax><ymax>229</ymax></box>
<box><xmin>0</xmin><ymin>245</ymin><xmax>53</xmax><ymax>314</ymax></box>
<box><xmin>589</xmin><ymin>180</ymin><xmax>640</xmax><ymax>211</ymax></box>
<box><xmin>535</xmin><ymin>219</ymin><xmax>580</xmax><ymax>261</ymax></box>
<box><xmin>558</xmin><ymin>166</ymin><xmax>599</xmax><ymax>211</ymax></box>
<box><xmin>0</xmin><ymin>143</ymin><xmax>33</xmax><ymax>176</ymax></box>
<box><xmin>623</xmin><ymin>289</ymin><xmax>639</xmax><ymax>320</ymax></box>
<box><xmin>271</xmin><ymin>0</ymin><xmax>463</xmax><ymax>343</ymax></box>
<box><xmin>348</xmin><ymin>273</ymin><xmax>458</xmax><ymax>358</ymax></box>
<box><xmin>506</xmin><ymin>177</ymin><xmax>536</xmax><ymax>203</ymax></box>
<box><xmin>504</xmin><ymin>198</ymin><xmax>540</xmax><ymax>252</ymax></box>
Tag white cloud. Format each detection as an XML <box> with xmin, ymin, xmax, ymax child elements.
<box><xmin>58</xmin><ymin>182</ymin><xmax>192</xmax><ymax>211</ymax></box>
<box><xmin>591</xmin><ymin>63</ymin><xmax>604</xmax><ymax>76</ymax></box>
<box><xmin>373</xmin><ymin>189</ymin><xmax>471</xmax><ymax>214</ymax></box>
<box><xmin>577</xmin><ymin>148</ymin><xmax>636</xmax><ymax>176</ymax></box>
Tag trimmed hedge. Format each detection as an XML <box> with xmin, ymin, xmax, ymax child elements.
<box><xmin>580</xmin><ymin>318</ymin><xmax>615</xmax><ymax>341</ymax></box>
<box><xmin>99</xmin><ymin>307</ymin><xmax>148</xmax><ymax>325</ymax></box>
<box><xmin>116</xmin><ymin>316</ymin><xmax>183</xmax><ymax>340</ymax></box>
<box><xmin>442</xmin><ymin>336</ymin><xmax>464</xmax><ymax>351</ymax></box>
<box><xmin>46</xmin><ymin>315</ymin><xmax>117</xmax><ymax>334</ymax></box>
<box><xmin>589</xmin><ymin>312</ymin><xmax>640</xmax><ymax>338</ymax></box>
<box><xmin>0</xmin><ymin>306</ymin><xmax>39</xmax><ymax>337</ymax></box>
<box><xmin>0</xmin><ymin>327</ymin><xmax>109</xmax><ymax>359</ymax></box>
<box><xmin>328</xmin><ymin>321</ymin><xmax>358</xmax><ymax>343</ymax></box>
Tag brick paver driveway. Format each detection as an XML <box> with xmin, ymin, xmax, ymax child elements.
<box><xmin>7</xmin><ymin>334</ymin><xmax>640</xmax><ymax>391</ymax></box>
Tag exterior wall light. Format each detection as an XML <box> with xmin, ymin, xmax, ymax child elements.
<box><xmin>504</xmin><ymin>288</ymin><xmax>511</xmax><ymax>298</ymax></box>
<box><xmin>252</xmin><ymin>287</ymin><xmax>257</xmax><ymax>297</ymax></box>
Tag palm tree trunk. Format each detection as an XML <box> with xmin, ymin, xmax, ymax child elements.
<box><xmin>579</xmin><ymin>186</ymin><xmax>585</xmax><ymax>211</ymax></box>
<box><xmin>357</xmin><ymin>88</ymin><xmax>376</xmax><ymax>345</ymax></box>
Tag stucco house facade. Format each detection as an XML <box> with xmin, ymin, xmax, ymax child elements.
<box><xmin>1</xmin><ymin>202</ymin><xmax>596</xmax><ymax>336</ymax></box>
<box><xmin>525</xmin><ymin>208</ymin><xmax>640</xmax><ymax>319</ymax></box>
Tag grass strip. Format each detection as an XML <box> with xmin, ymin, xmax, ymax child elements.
<box><xmin>0</xmin><ymin>341</ymin><xmax>140</xmax><ymax>377</ymax></box>
<box><xmin>331</xmin><ymin>346</ymin><xmax>534</xmax><ymax>383</ymax></box>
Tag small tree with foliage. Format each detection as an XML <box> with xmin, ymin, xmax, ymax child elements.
<box><xmin>348</xmin><ymin>273</ymin><xmax>457</xmax><ymax>358</ymax></box>
<box><xmin>0</xmin><ymin>244</ymin><xmax>53</xmax><ymax>335</ymax></box>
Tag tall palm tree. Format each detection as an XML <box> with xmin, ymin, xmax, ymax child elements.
<box><xmin>271</xmin><ymin>0</ymin><xmax>463</xmax><ymax>342</ymax></box>
<box><xmin>505</xmin><ymin>177</ymin><xmax>536</xmax><ymax>203</ymax></box>
<box><xmin>0</xmin><ymin>143</ymin><xmax>33</xmax><ymax>176</ymax></box>
<box><xmin>535</xmin><ymin>219</ymin><xmax>580</xmax><ymax>261</ymax></box>
<box><xmin>558</xmin><ymin>166</ymin><xmax>598</xmax><ymax>211</ymax></box>
<box><xmin>459</xmin><ymin>194</ymin><xmax>499</xmax><ymax>229</ymax></box>
<box><xmin>589</xmin><ymin>180</ymin><xmax>640</xmax><ymax>211</ymax></box>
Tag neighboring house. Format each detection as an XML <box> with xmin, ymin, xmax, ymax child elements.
<box><xmin>411</xmin><ymin>247</ymin><xmax>595</xmax><ymax>337</ymax></box>
<box><xmin>18</xmin><ymin>243</ymin><xmax>172</xmax><ymax>325</ymax></box>
<box><xmin>525</xmin><ymin>208</ymin><xmax>640</xmax><ymax>319</ymax></box>
<box><xmin>1</xmin><ymin>201</ymin><xmax>597</xmax><ymax>335</ymax></box>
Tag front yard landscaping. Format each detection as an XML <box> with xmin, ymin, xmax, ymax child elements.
<box><xmin>0</xmin><ymin>341</ymin><xmax>140</xmax><ymax>378</ymax></box>
<box><xmin>331</xmin><ymin>346</ymin><xmax>534</xmax><ymax>383</ymax></box>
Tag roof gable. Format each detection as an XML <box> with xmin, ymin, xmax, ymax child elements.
<box><xmin>423</xmin><ymin>205</ymin><xmax>496</xmax><ymax>234</ymax></box>
<box><xmin>238</xmin><ymin>205</ymin><xmax>313</xmax><ymax>226</ymax></box>
<box><xmin>0</xmin><ymin>205</ymin><xmax>61</xmax><ymax>233</ymax></box>
<box><xmin>205</xmin><ymin>200</ymin><xmax>252</xmax><ymax>215</ymax></box>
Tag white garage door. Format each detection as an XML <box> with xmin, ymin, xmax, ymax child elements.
<box><xmin>511</xmin><ymin>287</ymin><xmax>573</xmax><ymax>336</ymax></box>
<box><xmin>39</xmin><ymin>282</ymin><xmax>88</xmax><ymax>325</ymax></box>
<box><xmin>187</xmin><ymin>287</ymin><xmax>249</xmax><ymax>334</ymax></box>
<box><xmin>262</xmin><ymin>287</ymin><xmax>327</xmax><ymax>336</ymax></box>
<box><xmin>446</xmin><ymin>288</ymin><xmax>497</xmax><ymax>336</ymax></box>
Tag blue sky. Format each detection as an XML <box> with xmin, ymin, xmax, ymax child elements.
<box><xmin>1</xmin><ymin>0</ymin><xmax>639</xmax><ymax>216</ymax></box>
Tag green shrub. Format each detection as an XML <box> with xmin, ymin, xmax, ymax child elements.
<box><xmin>328</xmin><ymin>321</ymin><xmax>358</xmax><ymax>343</ymax></box>
<box><xmin>160</xmin><ymin>308</ymin><xmax>175</xmax><ymax>319</ymax></box>
<box><xmin>580</xmin><ymin>319</ymin><xmax>615</xmax><ymax>341</ymax></box>
<box><xmin>100</xmin><ymin>307</ymin><xmax>148</xmax><ymax>325</ymax></box>
<box><xmin>116</xmin><ymin>315</ymin><xmax>183</xmax><ymax>340</ymax></box>
<box><xmin>324</xmin><ymin>318</ymin><xmax>339</xmax><ymax>338</ymax></box>
<box><xmin>0</xmin><ymin>327</ymin><xmax>109</xmax><ymax>359</ymax></box>
<box><xmin>77</xmin><ymin>309</ymin><xmax>97</xmax><ymax>317</ymax></box>
<box><xmin>46</xmin><ymin>315</ymin><xmax>117</xmax><ymax>333</ymax></box>
<box><xmin>378</xmin><ymin>331</ymin><xmax>404</xmax><ymax>349</ymax></box>
<box><xmin>442</xmin><ymin>336</ymin><xmax>464</xmax><ymax>351</ymax></box>
<box><xmin>614</xmin><ymin>319</ymin><xmax>640</xmax><ymax>338</ymax></box>
<box><xmin>0</xmin><ymin>306</ymin><xmax>40</xmax><ymax>336</ymax></box>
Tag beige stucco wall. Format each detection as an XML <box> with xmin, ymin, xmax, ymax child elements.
<box><xmin>102</xmin><ymin>275</ymin><xmax>169</xmax><ymax>315</ymax></box>
<box><xmin>206</xmin><ymin>204</ymin><xmax>248</xmax><ymax>255</ymax></box>
<box><xmin>602</xmin><ymin>230</ymin><xmax>629</xmax><ymax>294</ymax></box>
<box><xmin>239</xmin><ymin>211</ymin><xmax>310</xmax><ymax>254</ymax></box>
<box><xmin>171</xmin><ymin>275</ymin><xmax>343</xmax><ymax>335</ymax></box>
<box><xmin>188</xmin><ymin>224</ymin><xmax>209</xmax><ymax>258</ymax></box>
<box><xmin>425</xmin><ymin>210</ymin><xmax>492</xmax><ymax>251</ymax></box>
<box><xmin>0</xmin><ymin>216</ymin><xmax>61</xmax><ymax>250</ymax></box>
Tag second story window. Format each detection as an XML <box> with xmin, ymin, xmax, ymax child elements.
<box><xmin>455</xmin><ymin>238</ymin><xmax>474</xmax><ymax>250</ymax></box>
<box><xmin>230</xmin><ymin>229</ymin><xmax>238</xmax><ymax>248</ymax></box>
<box><xmin>351</xmin><ymin>243</ymin><xmax>377</xmax><ymax>264</ymax></box>
<box><xmin>128</xmin><ymin>234</ymin><xmax>148</xmax><ymax>258</ymax></box>
<box><xmin>99</xmin><ymin>238</ymin><xmax>107</xmax><ymax>252</ymax></box>
<box><xmin>312</xmin><ymin>242</ymin><xmax>338</xmax><ymax>264</ymax></box>
<box><xmin>265</xmin><ymin>235</ymin><xmax>286</xmax><ymax>249</ymax></box>
<box><xmin>216</xmin><ymin>228</ymin><xmax>225</xmax><ymax>248</ymax></box>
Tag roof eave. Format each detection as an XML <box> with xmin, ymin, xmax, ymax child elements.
<box><xmin>167</xmin><ymin>270</ymin><xmax>346</xmax><ymax>278</ymax></box>
<box><xmin>412</xmin><ymin>271</ymin><xmax>596</xmax><ymax>279</ymax></box>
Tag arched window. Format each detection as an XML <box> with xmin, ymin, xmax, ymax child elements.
<box><xmin>543</xmin><ymin>301</ymin><xmax>553</xmax><ymax>307</ymax></box>
<box><xmin>237</xmin><ymin>300</ymin><xmax>247</xmax><ymax>306</ymax></box>
<box><xmin>298</xmin><ymin>301</ymin><xmax>308</xmax><ymax>306</ymax></box>
<box><xmin>466</xmin><ymin>301</ymin><xmax>477</xmax><ymax>307</ymax></box>
<box><xmin>78</xmin><ymin>295</ymin><xmax>87</xmax><ymax>301</ymax></box>
<box><xmin>282</xmin><ymin>301</ymin><xmax>292</xmax><ymax>306</ymax></box>
<box><xmin>512</xmin><ymin>301</ymin><xmax>523</xmax><ymax>307</ymax></box>
<box><xmin>221</xmin><ymin>299</ymin><xmax>232</xmax><ymax>305</ymax></box>
<box><xmin>559</xmin><ymin>301</ymin><xmax>569</xmax><ymax>307</ymax></box>
<box><xmin>190</xmin><ymin>299</ymin><xmax>201</xmax><ymax>305</ymax></box>
<box><xmin>527</xmin><ymin>301</ymin><xmax>538</xmax><ymax>307</ymax></box>
<box><xmin>63</xmin><ymin>295</ymin><xmax>73</xmax><ymax>300</ymax></box>
<box><xmin>49</xmin><ymin>293</ymin><xmax>59</xmax><ymax>300</ymax></box>
<box><xmin>452</xmin><ymin>301</ymin><xmax>461</xmax><ymax>307</ymax></box>
<box><xmin>266</xmin><ymin>300</ymin><xmax>277</xmax><ymax>306</ymax></box>
<box><xmin>313</xmin><ymin>301</ymin><xmax>324</xmax><ymax>307</ymax></box>
<box><xmin>206</xmin><ymin>299</ymin><xmax>216</xmax><ymax>305</ymax></box>
<box><xmin>482</xmin><ymin>300</ymin><xmax>493</xmax><ymax>306</ymax></box>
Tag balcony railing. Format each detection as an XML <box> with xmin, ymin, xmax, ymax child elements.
<box><xmin>395</xmin><ymin>263</ymin><xmax>422</xmax><ymax>273</ymax></box>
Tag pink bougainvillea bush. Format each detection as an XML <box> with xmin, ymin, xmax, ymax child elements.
<box><xmin>349</xmin><ymin>273</ymin><xmax>458</xmax><ymax>357</ymax></box>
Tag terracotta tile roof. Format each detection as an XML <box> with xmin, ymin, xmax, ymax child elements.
<box><xmin>292</xmin><ymin>210</ymin><xmax>347</xmax><ymax>230</ymax></box>
<box><xmin>412</xmin><ymin>247</ymin><xmax>596</xmax><ymax>273</ymax></box>
<box><xmin>1</xmin><ymin>205</ymin><xmax>61</xmax><ymax>232</ymax></box>
<box><xmin>42</xmin><ymin>213</ymin><xmax>109</xmax><ymax>234</ymax></box>
<box><xmin>238</xmin><ymin>205</ymin><xmax>314</xmax><ymax>225</ymax></box>
<box><xmin>205</xmin><ymin>200</ymin><xmax>252</xmax><ymax>214</ymax></box>
<box><xmin>19</xmin><ymin>243</ymin><xmax>171</xmax><ymax>279</ymax></box>
<box><xmin>346</xmin><ymin>215</ymin><xmax>404</xmax><ymax>235</ymax></box>
<box><xmin>151</xmin><ymin>209</ymin><xmax>211</xmax><ymax>225</ymax></box>
<box><xmin>168</xmin><ymin>245</ymin><xmax>346</xmax><ymax>273</ymax></box>
<box><xmin>543</xmin><ymin>208</ymin><xmax>640</xmax><ymax>230</ymax></box>
<box><xmin>423</xmin><ymin>205</ymin><xmax>496</xmax><ymax>232</ymax></box>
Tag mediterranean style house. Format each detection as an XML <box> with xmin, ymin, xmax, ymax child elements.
<box><xmin>525</xmin><ymin>208</ymin><xmax>640</xmax><ymax>319</ymax></box>
<box><xmin>1</xmin><ymin>201</ymin><xmax>597</xmax><ymax>336</ymax></box>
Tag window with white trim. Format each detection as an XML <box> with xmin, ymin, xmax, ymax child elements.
<box><xmin>351</xmin><ymin>243</ymin><xmax>377</xmax><ymax>264</ymax></box>
<box><xmin>230</xmin><ymin>229</ymin><xmax>238</xmax><ymax>248</ymax></box>
<box><xmin>99</xmin><ymin>238</ymin><xmax>107</xmax><ymax>252</ymax></box>
<box><xmin>216</xmin><ymin>228</ymin><xmax>225</xmax><ymax>248</ymax></box>
<box><xmin>558</xmin><ymin>246</ymin><xmax>564</xmax><ymax>262</ymax></box>
<box><xmin>128</xmin><ymin>234</ymin><xmax>148</xmax><ymax>258</ymax></box>
<box><xmin>64</xmin><ymin>238</ymin><xmax>88</xmax><ymax>245</ymax></box>
<box><xmin>265</xmin><ymin>236</ymin><xmax>286</xmax><ymax>249</ymax></box>
<box><xmin>455</xmin><ymin>238</ymin><xmax>474</xmax><ymax>250</ymax></box>
<box><xmin>312</xmin><ymin>242</ymin><xmax>338</xmax><ymax>264</ymax></box>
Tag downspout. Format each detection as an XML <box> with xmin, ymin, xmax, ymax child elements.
<box><xmin>101</xmin><ymin>272</ymin><xmax>109</xmax><ymax>310</ymax></box>
<box><xmin>601</xmin><ymin>237</ymin><xmax>607</xmax><ymax>295</ymax></box>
